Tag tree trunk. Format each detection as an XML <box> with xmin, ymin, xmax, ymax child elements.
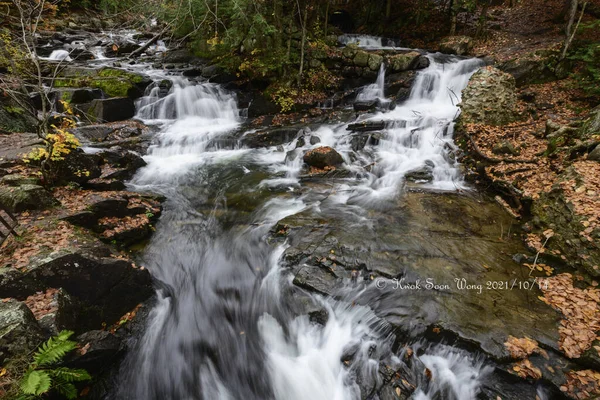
<box><xmin>561</xmin><ymin>0</ymin><xmax>587</xmax><ymax>61</ymax></box>
<box><xmin>298</xmin><ymin>3</ymin><xmax>308</xmax><ymax>85</ymax></box>
<box><xmin>386</xmin><ymin>0</ymin><xmax>392</xmax><ymax>20</ymax></box>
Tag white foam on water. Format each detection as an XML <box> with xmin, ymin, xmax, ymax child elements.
<box><xmin>44</xmin><ymin>50</ymin><xmax>72</xmax><ymax>62</ymax></box>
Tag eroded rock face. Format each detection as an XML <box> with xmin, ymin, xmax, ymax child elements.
<box><xmin>88</xmin><ymin>97</ymin><xmax>136</xmax><ymax>123</ymax></box>
<box><xmin>303</xmin><ymin>146</ymin><xmax>344</xmax><ymax>169</ymax></box>
<box><xmin>459</xmin><ymin>66</ymin><xmax>518</xmax><ymax>126</ymax></box>
<box><xmin>0</xmin><ymin>300</ymin><xmax>44</xmax><ymax>365</ymax></box>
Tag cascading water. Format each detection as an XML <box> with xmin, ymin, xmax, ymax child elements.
<box><xmin>45</xmin><ymin>49</ymin><xmax>71</xmax><ymax>61</ymax></box>
<box><xmin>117</xmin><ymin>52</ymin><xmax>488</xmax><ymax>400</ymax></box>
<box><xmin>356</xmin><ymin>63</ymin><xmax>386</xmax><ymax>102</ymax></box>
<box><xmin>338</xmin><ymin>34</ymin><xmax>402</xmax><ymax>50</ymax></box>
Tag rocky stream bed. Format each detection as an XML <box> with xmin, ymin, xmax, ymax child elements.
<box><xmin>1</xmin><ymin>21</ymin><xmax>600</xmax><ymax>400</ymax></box>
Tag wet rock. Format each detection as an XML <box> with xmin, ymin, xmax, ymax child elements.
<box><xmin>354</xmin><ymin>100</ymin><xmax>379</xmax><ymax>112</ymax></box>
<box><xmin>88</xmin><ymin>97</ymin><xmax>136</xmax><ymax>123</ymax></box>
<box><xmin>242</xmin><ymin>127</ymin><xmax>298</xmax><ymax>148</ymax></box>
<box><xmin>309</xmin><ymin>136</ymin><xmax>321</xmax><ymax>145</ymax></box>
<box><xmin>405</xmin><ymin>161</ymin><xmax>434</xmax><ymax>182</ymax></box>
<box><xmin>459</xmin><ymin>66</ymin><xmax>518</xmax><ymax>126</ymax></box>
<box><xmin>348</xmin><ymin>120</ymin><xmax>386</xmax><ymax>132</ymax></box>
<box><xmin>492</xmin><ymin>141</ymin><xmax>518</xmax><ymax>156</ymax></box>
<box><xmin>0</xmin><ymin>300</ymin><xmax>45</xmax><ymax>365</ymax></box>
<box><xmin>350</xmin><ymin>135</ymin><xmax>369</xmax><ymax>152</ymax></box>
<box><xmin>498</xmin><ymin>49</ymin><xmax>559</xmax><ymax>87</ymax></box>
<box><xmin>104</xmin><ymin>40</ymin><xmax>141</xmax><ymax>57</ymax></box>
<box><xmin>0</xmin><ymin>246</ymin><xmax>153</xmax><ymax>330</ymax></box>
<box><xmin>71</xmin><ymin>120</ymin><xmax>150</xmax><ymax>143</ymax></box>
<box><xmin>303</xmin><ymin>146</ymin><xmax>344</xmax><ymax>169</ymax></box>
<box><xmin>247</xmin><ymin>93</ymin><xmax>280</xmax><ymax>118</ymax></box>
<box><xmin>439</xmin><ymin>35</ymin><xmax>473</xmax><ymax>55</ymax></box>
<box><xmin>276</xmin><ymin>192</ymin><xmax>564</xmax><ymax>362</ymax></box>
<box><xmin>387</xmin><ymin>51</ymin><xmax>422</xmax><ymax>72</ymax></box>
<box><xmin>71</xmin><ymin>330</ymin><xmax>122</xmax><ymax>374</ymax></box>
<box><xmin>71</xmin><ymin>88</ymin><xmax>105</xmax><ymax>104</ymax></box>
<box><xmin>293</xmin><ymin>264</ymin><xmax>341</xmax><ymax>296</ymax></box>
<box><xmin>0</xmin><ymin>184</ymin><xmax>57</xmax><ymax>212</ymax></box>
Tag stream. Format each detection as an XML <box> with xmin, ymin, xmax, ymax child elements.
<box><xmin>102</xmin><ymin>45</ymin><xmax>495</xmax><ymax>400</ymax></box>
<box><xmin>39</xmin><ymin>31</ymin><xmax>557</xmax><ymax>399</ymax></box>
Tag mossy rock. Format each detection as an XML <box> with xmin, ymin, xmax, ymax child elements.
<box><xmin>531</xmin><ymin>166</ymin><xmax>600</xmax><ymax>276</ymax></box>
<box><xmin>353</xmin><ymin>51</ymin><xmax>370</xmax><ymax>68</ymax></box>
<box><xmin>498</xmin><ymin>49</ymin><xmax>559</xmax><ymax>87</ymax></box>
<box><xmin>0</xmin><ymin>97</ymin><xmax>37</xmax><ymax>133</ymax></box>
<box><xmin>387</xmin><ymin>51</ymin><xmax>421</xmax><ymax>72</ymax></box>
<box><xmin>0</xmin><ymin>184</ymin><xmax>57</xmax><ymax>212</ymax></box>
<box><xmin>54</xmin><ymin>67</ymin><xmax>150</xmax><ymax>99</ymax></box>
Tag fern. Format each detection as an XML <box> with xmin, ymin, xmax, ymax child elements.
<box><xmin>16</xmin><ymin>330</ymin><xmax>92</xmax><ymax>400</ymax></box>
<box><xmin>33</xmin><ymin>331</ymin><xmax>77</xmax><ymax>367</ymax></box>
<box><xmin>50</xmin><ymin>367</ymin><xmax>92</xmax><ymax>382</ymax></box>
<box><xmin>20</xmin><ymin>370</ymin><xmax>51</xmax><ymax>395</ymax></box>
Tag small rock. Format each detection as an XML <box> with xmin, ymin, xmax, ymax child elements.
<box><xmin>492</xmin><ymin>141</ymin><xmax>518</xmax><ymax>156</ymax></box>
<box><xmin>588</xmin><ymin>145</ymin><xmax>600</xmax><ymax>162</ymax></box>
<box><xmin>303</xmin><ymin>146</ymin><xmax>344</xmax><ymax>169</ymax></box>
<box><xmin>309</xmin><ymin>136</ymin><xmax>321</xmax><ymax>145</ymax></box>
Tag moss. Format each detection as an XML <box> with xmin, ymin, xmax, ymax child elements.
<box><xmin>54</xmin><ymin>67</ymin><xmax>146</xmax><ymax>98</ymax></box>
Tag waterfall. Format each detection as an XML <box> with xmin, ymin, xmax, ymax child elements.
<box><xmin>338</xmin><ymin>34</ymin><xmax>400</xmax><ymax>50</ymax></box>
<box><xmin>45</xmin><ymin>50</ymin><xmax>71</xmax><ymax>61</ymax></box>
<box><xmin>119</xmin><ymin>53</ymin><xmax>488</xmax><ymax>400</ymax></box>
<box><xmin>356</xmin><ymin>63</ymin><xmax>386</xmax><ymax>102</ymax></box>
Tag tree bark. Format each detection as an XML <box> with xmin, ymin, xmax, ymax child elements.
<box><xmin>561</xmin><ymin>0</ymin><xmax>587</xmax><ymax>60</ymax></box>
<box><xmin>297</xmin><ymin>2</ymin><xmax>308</xmax><ymax>85</ymax></box>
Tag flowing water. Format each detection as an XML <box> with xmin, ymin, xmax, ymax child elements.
<box><xmin>117</xmin><ymin>53</ymin><xmax>489</xmax><ymax>399</ymax></box>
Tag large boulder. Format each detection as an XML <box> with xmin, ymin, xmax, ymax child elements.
<box><xmin>247</xmin><ymin>93</ymin><xmax>280</xmax><ymax>118</ymax></box>
<box><xmin>0</xmin><ymin>184</ymin><xmax>57</xmax><ymax>212</ymax></box>
<box><xmin>54</xmin><ymin>67</ymin><xmax>151</xmax><ymax>99</ymax></box>
<box><xmin>0</xmin><ymin>246</ymin><xmax>154</xmax><ymax>330</ymax></box>
<box><xmin>459</xmin><ymin>66</ymin><xmax>518</xmax><ymax>126</ymax></box>
<box><xmin>439</xmin><ymin>36</ymin><xmax>474</xmax><ymax>56</ymax></box>
<box><xmin>88</xmin><ymin>98</ymin><xmax>136</xmax><ymax>123</ymax></box>
<box><xmin>0</xmin><ymin>300</ymin><xmax>45</xmax><ymax>365</ymax></box>
<box><xmin>387</xmin><ymin>51</ymin><xmax>423</xmax><ymax>73</ymax></box>
<box><xmin>303</xmin><ymin>146</ymin><xmax>344</xmax><ymax>169</ymax></box>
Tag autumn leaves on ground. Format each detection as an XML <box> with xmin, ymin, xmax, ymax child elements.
<box><xmin>448</xmin><ymin>1</ymin><xmax>600</xmax><ymax>398</ymax></box>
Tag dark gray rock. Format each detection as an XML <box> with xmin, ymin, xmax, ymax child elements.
<box><xmin>588</xmin><ymin>145</ymin><xmax>600</xmax><ymax>162</ymax></box>
<box><xmin>88</xmin><ymin>98</ymin><xmax>136</xmax><ymax>123</ymax></box>
<box><xmin>71</xmin><ymin>88</ymin><xmax>105</xmax><ymax>104</ymax></box>
<box><xmin>247</xmin><ymin>93</ymin><xmax>280</xmax><ymax>118</ymax></box>
<box><xmin>242</xmin><ymin>128</ymin><xmax>299</xmax><ymax>148</ymax></box>
<box><xmin>45</xmin><ymin>148</ymin><xmax>102</xmax><ymax>185</ymax></box>
<box><xmin>348</xmin><ymin>121</ymin><xmax>386</xmax><ymax>132</ymax></box>
<box><xmin>38</xmin><ymin>288</ymin><xmax>80</xmax><ymax>335</ymax></box>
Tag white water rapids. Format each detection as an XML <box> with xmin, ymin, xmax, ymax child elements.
<box><xmin>117</xmin><ymin>54</ymin><xmax>490</xmax><ymax>400</ymax></box>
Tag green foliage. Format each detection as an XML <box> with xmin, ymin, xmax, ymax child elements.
<box><xmin>16</xmin><ymin>331</ymin><xmax>91</xmax><ymax>400</ymax></box>
<box><xmin>569</xmin><ymin>19</ymin><xmax>600</xmax><ymax>99</ymax></box>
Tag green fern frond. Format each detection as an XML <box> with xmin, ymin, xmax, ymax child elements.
<box><xmin>33</xmin><ymin>331</ymin><xmax>77</xmax><ymax>367</ymax></box>
<box><xmin>20</xmin><ymin>370</ymin><xmax>52</xmax><ymax>395</ymax></box>
<box><xmin>52</xmin><ymin>380</ymin><xmax>79</xmax><ymax>400</ymax></box>
<box><xmin>50</xmin><ymin>367</ymin><xmax>92</xmax><ymax>382</ymax></box>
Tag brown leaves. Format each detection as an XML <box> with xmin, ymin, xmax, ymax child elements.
<box><xmin>504</xmin><ymin>336</ymin><xmax>539</xmax><ymax>359</ymax></box>
<box><xmin>563</xmin><ymin>369</ymin><xmax>600</xmax><ymax>399</ymax></box>
<box><xmin>24</xmin><ymin>288</ymin><xmax>59</xmax><ymax>320</ymax></box>
<box><xmin>511</xmin><ymin>359</ymin><xmax>542</xmax><ymax>380</ymax></box>
<box><xmin>539</xmin><ymin>274</ymin><xmax>600</xmax><ymax>358</ymax></box>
